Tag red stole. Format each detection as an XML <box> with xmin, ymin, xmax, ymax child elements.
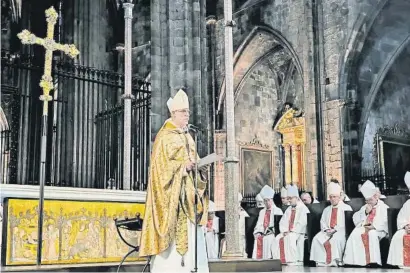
<box><xmin>361</xmin><ymin>208</ymin><xmax>376</xmax><ymax>265</ymax></box>
<box><xmin>404</xmin><ymin>234</ymin><xmax>410</xmax><ymax>266</ymax></box>
<box><xmin>324</xmin><ymin>207</ymin><xmax>338</xmax><ymax>264</ymax></box>
<box><xmin>256</xmin><ymin>210</ymin><xmax>271</xmax><ymax>259</ymax></box>
<box><xmin>280</xmin><ymin>208</ymin><xmax>296</xmax><ymax>263</ymax></box>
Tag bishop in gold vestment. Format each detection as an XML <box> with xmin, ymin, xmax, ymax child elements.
<box><xmin>139</xmin><ymin>89</ymin><xmax>209</xmax><ymax>273</ymax></box>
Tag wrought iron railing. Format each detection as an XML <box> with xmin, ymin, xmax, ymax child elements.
<box><xmin>1</xmin><ymin>50</ymin><xmax>151</xmax><ymax>190</ymax></box>
<box><xmin>348</xmin><ymin>172</ymin><xmax>409</xmax><ymax>197</ymax></box>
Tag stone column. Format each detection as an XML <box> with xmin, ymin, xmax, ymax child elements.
<box><xmin>222</xmin><ymin>0</ymin><xmax>241</xmax><ymax>257</ymax></box>
<box><xmin>291</xmin><ymin>145</ymin><xmax>300</xmax><ymax>188</ymax></box>
<box><xmin>284</xmin><ymin>144</ymin><xmax>292</xmax><ymax>185</ymax></box>
<box><xmin>150</xmin><ymin>0</ymin><xmax>208</xmax><ymax>151</ymax></box>
<box><xmin>323</xmin><ymin>100</ymin><xmax>344</xmax><ymax>187</ymax></box>
<box><xmin>122</xmin><ymin>1</ymin><xmax>134</xmax><ymax>190</ymax></box>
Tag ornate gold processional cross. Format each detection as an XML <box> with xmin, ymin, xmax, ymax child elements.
<box><xmin>17</xmin><ymin>6</ymin><xmax>79</xmax><ymax>265</ymax></box>
<box><xmin>17</xmin><ymin>6</ymin><xmax>79</xmax><ymax>114</ymax></box>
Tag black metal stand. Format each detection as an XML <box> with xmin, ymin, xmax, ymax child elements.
<box><xmin>192</xmin><ymin>131</ymin><xmax>198</xmax><ymax>273</ymax></box>
<box><xmin>114</xmin><ymin>216</ymin><xmax>143</xmax><ymax>273</ymax></box>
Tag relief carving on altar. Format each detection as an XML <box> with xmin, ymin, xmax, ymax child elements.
<box><xmin>274</xmin><ymin>108</ymin><xmax>307</xmax><ymax>191</ymax></box>
<box><xmin>3</xmin><ymin>199</ymin><xmax>145</xmax><ymax>265</ymax></box>
<box><xmin>373</xmin><ymin>124</ymin><xmax>410</xmax><ymax>190</ymax></box>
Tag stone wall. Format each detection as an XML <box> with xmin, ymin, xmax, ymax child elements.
<box><xmin>323</xmin><ymin>100</ymin><xmax>344</xmax><ymax>188</ymax></box>
<box><xmin>213</xmin><ymin>60</ymin><xmax>283</xmax><ymax>208</ymax></box>
<box><xmin>132</xmin><ymin>0</ymin><xmax>151</xmax><ymax>79</ymax></box>
<box><xmin>211</xmin><ymin>0</ymin><xmax>320</xmax><ymax>195</ymax></box>
<box><xmin>361</xmin><ymin>44</ymin><xmax>410</xmax><ymax>171</ymax></box>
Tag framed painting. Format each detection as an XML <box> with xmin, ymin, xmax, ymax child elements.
<box><xmin>240</xmin><ymin>145</ymin><xmax>274</xmax><ymax>196</ymax></box>
<box><xmin>374</xmin><ymin>125</ymin><xmax>410</xmax><ymax>184</ymax></box>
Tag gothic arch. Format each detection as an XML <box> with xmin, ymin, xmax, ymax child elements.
<box><xmin>339</xmin><ymin>0</ymin><xmax>410</xmax><ymax>180</ymax></box>
<box><xmin>217</xmin><ymin>26</ymin><xmax>304</xmax><ymax>112</ymax></box>
<box><xmin>359</xmin><ymin>36</ymin><xmax>410</xmax><ymax>140</ymax></box>
<box><xmin>0</xmin><ymin>107</ymin><xmax>9</xmax><ymax>131</ymax></box>
<box><xmin>337</xmin><ymin>0</ymin><xmax>389</xmax><ymax>99</ymax></box>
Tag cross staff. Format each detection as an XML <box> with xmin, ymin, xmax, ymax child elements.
<box><xmin>17</xmin><ymin>6</ymin><xmax>79</xmax><ymax>266</ymax></box>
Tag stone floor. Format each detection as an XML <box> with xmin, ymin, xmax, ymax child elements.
<box><xmin>282</xmin><ymin>266</ymin><xmax>407</xmax><ymax>272</ymax></box>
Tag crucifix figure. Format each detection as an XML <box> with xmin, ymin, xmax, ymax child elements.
<box><xmin>17</xmin><ymin>6</ymin><xmax>79</xmax><ymax>114</ymax></box>
<box><xmin>17</xmin><ymin>6</ymin><xmax>79</xmax><ymax>265</ymax></box>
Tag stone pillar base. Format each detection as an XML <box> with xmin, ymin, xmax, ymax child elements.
<box><xmin>221</xmin><ymin>251</ymin><xmax>245</xmax><ymax>259</ymax></box>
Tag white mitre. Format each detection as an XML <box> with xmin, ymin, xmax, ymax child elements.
<box><xmin>360</xmin><ymin>180</ymin><xmax>377</xmax><ymax>199</ymax></box>
<box><xmin>167</xmin><ymin>89</ymin><xmax>189</xmax><ymax>112</ymax></box>
<box><xmin>238</xmin><ymin>192</ymin><xmax>243</xmax><ymax>203</ymax></box>
<box><xmin>327</xmin><ymin>182</ymin><xmax>341</xmax><ymax>199</ymax></box>
<box><xmin>375</xmin><ymin>187</ymin><xmax>386</xmax><ymax>199</ymax></box>
<box><xmin>281</xmin><ymin>186</ymin><xmax>288</xmax><ymax>198</ymax></box>
<box><xmin>260</xmin><ymin>185</ymin><xmax>275</xmax><ymax>199</ymax></box>
<box><xmin>209</xmin><ymin>201</ymin><xmax>216</xmax><ymax>212</ymax></box>
<box><xmin>255</xmin><ymin>194</ymin><xmax>264</xmax><ymax>208</ymax></box>
<box><xmin>255</xmin><ymin>194</ymin><xmax>264</xmax><ymax>202</ymax></box>
<box><xmin>287</xmin><ymin>185</ymin><xmax>299</xmax><ymax>198</ymax></box>
<box><xmin>404</xmin><ymin>171</ymin><xmax>410</xmax><ymax>193</ymax></box>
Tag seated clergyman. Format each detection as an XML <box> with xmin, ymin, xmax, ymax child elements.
<box><xmin>204</xmin><ymin>201</ymin><xmax>219</xmax><ymax>259</ymax></box>
<box><xmin>343</xmin><ymin>180</ymin><xmax>389</xmax><ymax>266</ymax></box>
<box><xmin>301</xmin><ymin>192</ymin><xmax>319</xmax><ymax>205</ymax></box>
<box><xmin>387</xmin><ymin>171</ymin><xmax>410</xmax><ymax>269</ymax></box>
<box><xmin>252</xmin><ymin>185</ymin><xmax>283</xmax><ymax>259</ymax></box>
<box><xmin>310</xmin><ymin>182</ymin><xmax>352</xmax><ymax>266</ymax></box>
<box><xmin>272</xmin><ymin>185</ymin><xmax>310</xmax><ymax>265</ymax></box>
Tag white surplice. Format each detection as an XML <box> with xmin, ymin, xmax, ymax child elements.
<box><xmin>204</xmin><ymin>216</ymin><xmax>219</xmax><ymax>260</ymax></box>
<box><xmin>310</xmin><ymin>201</ymin><xmax>352</xmax><ymax>266</ymax></box>
<box><xmin>343</xmin><ymin>200</ymin><xmax>389</xmax><ymax>266</ymax></box>
<box><xmin>271</xmin><ymin>201</ymin><xmax>309</xmax><ymax>265</ymax></box>
<box><xmin>151</xmin><ymin>219</ymin><xmax>209</xmax><ymax>273</ymax></box>
<box><xmin>387</xmin><ymin>199</ymin><xmax>410</xmax><ymax>268</ymax></box>
<box><xmin>252</xmin><ymin>206</ymin><xmax>283</xmax><ymax>259</ymax></box>
<box><xmin>239</xmin><ymin>208</ymin><xmax>249</xmax><ymax>257</ymax></box>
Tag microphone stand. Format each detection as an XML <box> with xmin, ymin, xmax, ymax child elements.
<box><xmin>191</xmin><ymin>127</ymin><xmax>199</xmax><ymax>273</ymax></box>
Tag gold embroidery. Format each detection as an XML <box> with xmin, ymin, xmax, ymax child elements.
<box><xmin>138</xmin><ymin>119</ymin><xmax>208</xmax><ymax>257</ymax></box>
<box><xmin>176</xmin><ymin>210</ymin><xmax>188</xmax><ymax>256</ymax></box>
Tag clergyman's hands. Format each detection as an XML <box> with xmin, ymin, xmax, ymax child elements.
<box><xmin>364</xmin><ymin>224</ymin><xmax>375</xmax><ymax>230</ymax></box>
<box><xmin>326</xmin><ymin>229</ymin><xmax>336</xmax><ymax>235</ymax></box>
<box><xmin>185</xmin><ymin>161</ymin><xmax>195</xmax><ymax>171</ymax></box>
<box><xmin>405</xmin><ymin>224</ymin><xmax>410</xmax><ymax>234</ymax></box>
<box><xmin>365</xmin><ymin>204</ymin><xmax>373</xmax><ymax>214</ymax></box>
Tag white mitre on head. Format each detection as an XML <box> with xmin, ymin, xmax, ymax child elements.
<box><xmin>281</xmin><ymin>186</ymin><xmax>288</xmax><ymax>197</ymax></box>
<box><xmin>260</xmin><ymin>185</ymin><xmax>275</xmax><ymax>199</ymax></box>
<box><xmin>167</xmin><ymin>89</ymin><xmax>189</xmax><ymax>112</ymax></box>
<box><xmin>238</xmin><ymin>192</ymin><xmax>243</xmax><ymax>203</ymax></box>
<box><xmin>360</xmin><ymin>180</ymin><xmax>377</xmax><ymax>199</ymax></box>
<box><xmin>405</xmin><ymin>171</ymin><xmax>410</xmax><ymax>192</ymax></box>
<box><xmin>287</xmin><ymin>185</ymin><xmax>299</xmax><ymax>198</ymax></box>
<box><xmin>255</xmin><ymin>194</ymin><xmax>264</xmax><ymax>202</ymax></box>
<box><xmin>375</xmin><ymin>187</ymin><xmax>386</xmax><ymax>199</ymax></box>
<box><xmin>327</xmin><ymin>182</ymin><xmax>342</xmax><ymax>197</ymax></box>
<box><xmin>208</xmin><ymin>201</ymin><xmax>216</xmax><ymax>212</ymax></box>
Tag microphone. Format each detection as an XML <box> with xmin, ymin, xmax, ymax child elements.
<box><xmin>188</xmin><ymin>124</ymin><xmax>200</xmax><ymax>132</ymax></box>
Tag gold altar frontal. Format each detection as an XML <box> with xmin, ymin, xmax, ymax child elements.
<box><xmin>2</xmin><ymin>198</ymin><xmax>145</xmax><ymax>266</ymax></box>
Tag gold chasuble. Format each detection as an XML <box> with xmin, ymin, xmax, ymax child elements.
<box><xmin>139</xmin><ymin>119</ymin><xmax>208</xmax><ymax>258</ymax></box>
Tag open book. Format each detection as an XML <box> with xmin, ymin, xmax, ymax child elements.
<box><xmin>198</xmin><ymin>153</ymin><xmax>221</xmax><ymax>168</ymax></box>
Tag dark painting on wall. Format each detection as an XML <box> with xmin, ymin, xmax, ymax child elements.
<box><xmin>240</xmin><ymin>147</ymin><xmax>273</xmax><ymax>195</ymax></box>
<box><xmin>382</xmin><ymin>141</ymin><xmax>410</xmax><ymax>180</ymax></box>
